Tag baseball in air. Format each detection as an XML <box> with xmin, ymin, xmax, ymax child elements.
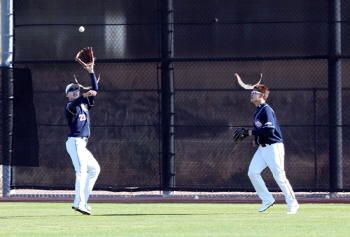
<box><xmin>194</xmin><ymin>195</ymin><xmax>199</xmax><ymax>200</ymax></box>
<box><xmin>79</xmin><ymin>26</ymin><xmax>85</xmax><ymax>33</ymax></box>
<box><xmin>325</xmin><ymin>195</ymin><xmax>330</xmax><ymax>199</ymax></box>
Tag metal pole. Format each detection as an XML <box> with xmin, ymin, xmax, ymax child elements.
<box><xmin>160</xmin><ymin>0</ymin><xmax>175</xmax><ymax>195</ymax></box>
<box><xmin>313</xmin><ymin>89</ymin><xmax>318</xmax><ymax>188</ymax></box>
<box><xmin>328</xmin><ymin>0</ymin><xmax>342</xmax><ymax>192</ymax></box>
<box><xmin>1</xmin><ymin>0</ymin><xmax>14</xmax><ymax>197</ymax></box>
<box><xmin>1</xmin><ymin>0</ymin><xmax>13</xmax><ymax>66</ymax></box>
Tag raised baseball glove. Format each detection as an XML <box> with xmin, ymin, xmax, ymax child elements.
<box><xmin>75</xmin><ymin>47</ymin><xmax>96</xmax><ymax>68</ymax></box>
<box><xmin>232</xmin><ymin>127</ymin><xmax>249</xmax><ymax>144</ymax></box>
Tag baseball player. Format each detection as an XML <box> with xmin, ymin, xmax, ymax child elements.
<box><xmin>235</xmin><ymin>84</ymin><xmax>299</xmax><ymax>214</ymax></box>
<box><xmin>65</xmin><ymin>48</ymin><xmax>100</xmax><ymax>215</ymax></box>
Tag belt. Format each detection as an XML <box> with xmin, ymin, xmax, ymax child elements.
<box><xmin>69</xmin><ymin>137</ymin><xmax>88</xmax><ymax>142</ymax></box>
<box><xmin>259</xmin><ymin>143</ymin><xmax>281</xmax><ymax>147</ymax></box>
<box><xmin>81</xmin><ymin>137</ymin><xmax>88</xmax><ymax>142</ymax></box>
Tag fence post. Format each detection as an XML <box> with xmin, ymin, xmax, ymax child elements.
<box><xmin>313</xmin><ymin>89</ymin><xmax>318</xmax><ymax>188</ymax></box>
<box><xmin>160</xmin><ymin>0</ymin><xmax>175</xmax><ymax>194</ymax></box>
<box><xmin>328</xmin><ymin>0</ymin><xmax>342</xmax><ymax>192</ymax></box>
<box><xmin>1</xmin><ymin>0</ymin><xmax>14</xmax><ymax>197</ymax></box>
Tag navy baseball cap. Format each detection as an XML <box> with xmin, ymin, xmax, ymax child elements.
<box><xmin>65</xmin><ymin>83</ymin><xmax>80</xmax><ymax>94</ymax></box>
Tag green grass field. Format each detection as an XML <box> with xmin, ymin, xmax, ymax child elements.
<box><xmin>0</xmin><ymin>202</ymin><xmax>349</xmax><ymax>236</ymax></box>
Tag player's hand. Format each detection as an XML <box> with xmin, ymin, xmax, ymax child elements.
<box><xmin>85</xmin><ymin>61</ymin><xmax>94</xmax><ymax>73</ymax></box>
<box><xmin>253</xmin><ymin>140</ymin><xmax>258</xmax><ymax>147</ymax></box>
<box><xmin>76</xmin><ymin>47</ymin><xmax>95</xmax><ymax>73</ymax></box>
<box><xmin>83</xmin><ymin>90</ymin><xmax>97</xmax><ymax>98</ymax></box>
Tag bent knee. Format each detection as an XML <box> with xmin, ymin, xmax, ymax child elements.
<box><xmin>95</xmin><ymin>165</ymin><xmax>101</xmax><ymax>175</ymax></box>
<box><xmin>248</xmin><ymin>170</ymin><xmax>259</xmax><ymax>178</ymax></box>
<box><xmin>88</xmin><ymin>164</ymin><xmax>100</xmax><ymax>177</ymax></box>
<box><xmin>92</xmin><ymin>164</ymin><xmax>101</xmax><ymax>176</ymax></box>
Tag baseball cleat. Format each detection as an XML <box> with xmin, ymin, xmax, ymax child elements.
<box><xmin>258</xmin><ymin>201</ymin><xmax>275</xmax><ymax>212</ymax></box>
<box><xmin>76</xmin><ymin>206</ymin><xmax>91</xmax><ymax>215</ymax></box>
<box><xmin>286</xmin><ymin>204</ymin><xmax>300</xmax><ymax>214</ymax></box>
<box><xmin>72</xmin><ymin>205</ymin><xmax>91</xmax><ymax>211</ymax></box>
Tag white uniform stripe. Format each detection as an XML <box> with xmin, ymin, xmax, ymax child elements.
<box><xmin>74</xmin><ymin>140</ymin><xmax>82</xmax><ymax>206</ymax></box>
<box><xmin>66</xmin><ymin>103</ymin><xmax>76</xmax><ymax>115</ymax></box>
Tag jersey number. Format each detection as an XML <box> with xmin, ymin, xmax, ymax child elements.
<box><xmin>79</xmin><ymin>114</ymin><xmax>86</xmax><ymax>121</ymax></box>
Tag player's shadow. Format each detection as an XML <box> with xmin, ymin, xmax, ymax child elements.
<box><xmin>96</xmin><ymin>213</ymin><xmax>217</xmax><ymax>217</ymax></box>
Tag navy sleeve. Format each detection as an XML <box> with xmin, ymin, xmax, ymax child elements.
<box><xmin>90</xmin><ymin>73</ymin><xmax>98</xmax><ymax>91</ymax></box>
<box><xmin>67</xmin><ymin>95</ymin><xmax>85</xmax><ymax>113</ymax></box>
<box><xmin>252</xmin><ymin>107</ymin><xmax>275</xmax><ymax>136</ymax></box>
<box><xmin>252</xmin><ymin>127</ymin><xmax>274</xmax><ymax>136</ymax></box>
<box><xmin>86</xmin><ymin>73</ymin><xmax>98</xmax><ymax>107</ymax></box>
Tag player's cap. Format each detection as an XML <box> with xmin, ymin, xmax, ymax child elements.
<box><xmin>65</xmin><ymin>83</ymin><xmax>80</xmax><ymax>94</ymax></box>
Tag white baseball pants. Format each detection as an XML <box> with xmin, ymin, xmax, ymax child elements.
<box><xmin>248</xmin><ymin>143</ymin><xmax>298</xmax><ymax>208</ymax></box>
<box><xmin>66</xmin><ymin>137</ymin><xmax>100</xmax><ymax>209</ymax></box>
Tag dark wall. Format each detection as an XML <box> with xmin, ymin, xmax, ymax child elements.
<box><xmin>7</xmin><ymin>0</ymin><xmax>350</xmax><ymax>191</ymax></box>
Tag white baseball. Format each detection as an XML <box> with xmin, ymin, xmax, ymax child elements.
<box><xmin>325</xmin><ymin>195</ymin><xmax>330</xmax><ymax>199</ymax></box>
<box><xmin>194</xmin><ymin>195</ymin><xmax>199</xmax><ymax>200</ymax></box>
<box><xmin>79</xmin><ymin>26</ymin><xmax>85</xmax><ymax>33</ymax></box>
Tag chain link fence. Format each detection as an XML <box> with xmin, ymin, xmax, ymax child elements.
<box><xmin>2</xmin><ymin>0</ymin><xmax>350</xmax><ymax>193</ymax></box>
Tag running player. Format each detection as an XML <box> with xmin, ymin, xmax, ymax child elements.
<box><xmin>65</xmin><ymin>60</ymin><xmax>100</xmax><ymax>215</ymax></box>
<box><xmin>246</xmin><ymin>84</ymin><xmax>299</xmax><ymax>214</ymax></box>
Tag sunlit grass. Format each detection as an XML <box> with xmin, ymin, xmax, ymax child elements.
<box><xmin>0</xmin><ymin>202</ymin><xmax>349</xmax><ymax>236</ymax></box>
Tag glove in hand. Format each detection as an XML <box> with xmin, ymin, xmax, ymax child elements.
<box><xmin>232</xmin><ymin>128</ymin><xmax>249</xmax><ymax>144</ymax></box>
<box><xmin>75</xmin><ymin>47</ymin><xmax>96</xmax><ymax>68</ymax></box>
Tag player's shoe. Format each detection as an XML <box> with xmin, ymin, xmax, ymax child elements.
<box><xmin>76</xmin><ymin>206</ymin><xmax>91</xmax><ymax>215</ymax></box>
<box><xmin>258</xmin><ymin>200</ymin><xmax>275</xmax><ymax>212</ymax></box>
<box><xmin>72</xmin><ymin>205</ymin><xmax>91</xmax><ymax>211</ymax></box>
<box><xmin>286</xmin><ymin>204</ymin><xmax>300</xmax><ymax>214</ymax></box>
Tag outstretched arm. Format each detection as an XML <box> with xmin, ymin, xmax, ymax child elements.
<box><xmin>75</xmin><ymin>47</ymin><xmax>98</xmax><ymax>106</ymax></box>
<box><xmin>86</xmin><ymin>70</ymin><xmax>98</xmax><ymax>106</ymax></box>
<box><xmin>89</xmin><ymin>73</ymin><xmax>98</xmax><ymax>92</ymax></box>
<box><xmin>84</xmin><ymin>55</ymin><xmax>98</xmax><ymax>92</ymax></box>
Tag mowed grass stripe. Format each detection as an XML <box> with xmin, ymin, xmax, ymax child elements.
<box><xmin>0</xmin><ymin>203</ymin><xmax>349</xmax><ymax>236</ymax></box>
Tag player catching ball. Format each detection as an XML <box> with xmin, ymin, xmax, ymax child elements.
<box><xmin>232</xmin><ymin>84</ymin><xmax>300</xmax><ymax>214</ymax></box>
<box><xmin>65</xmin><ymin>47</ymin><xmax>100</xmax><ymax>215</ymax></box>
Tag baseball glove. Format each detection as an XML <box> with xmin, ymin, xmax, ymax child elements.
<box><xmin>232</xmin><ymin>128</ymin><xmax>249</xmax><ymax>144</ymax></box>
<box><xmin>75</xmin><ymin>47</ymin><xmax>96</xmax><ymax>68</ymax></box>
